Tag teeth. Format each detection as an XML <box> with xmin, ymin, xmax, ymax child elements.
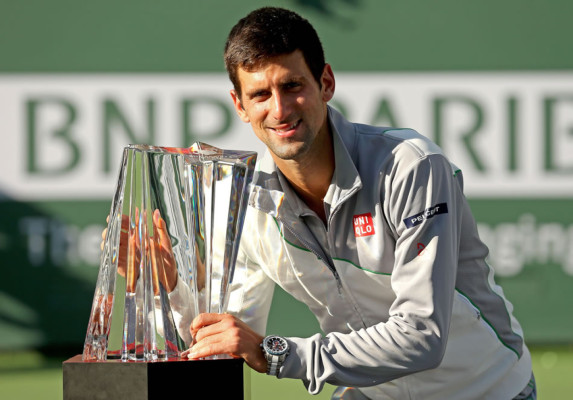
<box><xmin>274</xmin><ymin>121</ymin><xmax>298</xmax><ymax>132</ymax></box>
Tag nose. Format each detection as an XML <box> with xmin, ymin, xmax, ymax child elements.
<box><xmin>270</xmin><ymin>91</ymin><xmax>292</xmax><ymax>121</ymax></box>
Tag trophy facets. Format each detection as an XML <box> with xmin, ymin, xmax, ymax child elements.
<box><xmin>82</xmin><ymin>143</ymin><xmax>256</xmax><ymax>361</ymax></box>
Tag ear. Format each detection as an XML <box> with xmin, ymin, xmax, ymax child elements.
<box><xmin>230</xmin><ymin>89</ymin><xmax>250</xmax><ymax>123</ymax></box>
<box><xmin>320</xmin><ymin>64</ymin><xmax>336</xmax><ymax>103</ymax></box>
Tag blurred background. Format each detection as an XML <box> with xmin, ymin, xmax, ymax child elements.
<box><xmin>1</xmin><ymin>0</ymin><xmax>572</xmax><ymax>398</ymax></box>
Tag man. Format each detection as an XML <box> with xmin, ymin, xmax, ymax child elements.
<box><xmin>184</xmin><ymin>7</ymin><xmax>536</xmax><ymax>399</ymax></box>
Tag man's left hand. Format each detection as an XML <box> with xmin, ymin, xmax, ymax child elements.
<box><xmin>183</xmin><ymin>313</ymin><xmax>268</xmax><ymax>373</ymax></box>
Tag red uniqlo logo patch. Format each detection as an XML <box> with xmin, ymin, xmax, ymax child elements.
<box><xmin>353</xmin><ymin>213</ymin><xmax>375</xmax><ymax>237</ymax></box>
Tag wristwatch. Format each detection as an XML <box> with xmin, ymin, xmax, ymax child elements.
<box><xmin>261</xmin><ymin>335</ymin><xmax>289</xmax><ymax>376</ymax></box>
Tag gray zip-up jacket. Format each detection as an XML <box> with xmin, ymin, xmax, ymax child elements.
<box><xmin>212</xmin><ymin>107</ymin><xmax>532</xmax><ymax>399</ymax></box>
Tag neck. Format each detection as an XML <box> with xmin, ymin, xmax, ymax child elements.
<box><xmin>273</xmin><ymin>133</ymin><xmax>335</xmax><ymax>223</ymax></box>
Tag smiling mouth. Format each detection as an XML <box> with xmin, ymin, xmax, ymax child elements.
<box><xmin>270</xmin><ymin>120</ymin><xmax>301</xmax><ymax>136</ymax></box>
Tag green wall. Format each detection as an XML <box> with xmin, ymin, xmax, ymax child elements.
<box><xmin>2</xmin><ymin>0</ymin><xmax>573</xmax><ymax>72</ymax></box>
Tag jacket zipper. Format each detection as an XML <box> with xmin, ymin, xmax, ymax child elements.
<box><xmin>276</xmin><ymin>216</ymin><xmax>344</xmax><ymax>294</ymax></box>
<box><xmin>326</xmin><ymin>185</ymin><xmax>369</xmax><ymax>329</ymax></box>
<box><xmin>277</xmin><ymin>215</ymin><xmax>368</xmax><ymax>330</ymax></box>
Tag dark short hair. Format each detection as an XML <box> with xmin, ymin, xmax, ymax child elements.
<box><xmin>224</xmin><ymin>7</ymin><xmax>326</xmax><ymax>98</ymax></box>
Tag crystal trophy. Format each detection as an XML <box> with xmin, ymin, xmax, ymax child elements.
<box><xmin>82</xmin><ymin>143</ymin><xmax>257</xmax><ymax>362</ymax></box>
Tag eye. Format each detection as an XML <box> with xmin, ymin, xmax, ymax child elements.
<box><xmin>283</xmin><ymin>81</ymin><xmax>302</xmax><ymax>91</ymax></box>
<box><xmin>250</xmin><ymin>90</ymin><xmax>270</xmax><ymax>101</ymax></box>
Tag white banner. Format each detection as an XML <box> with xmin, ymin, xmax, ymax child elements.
<box><xmin>1</xmin><ymin>72</ymin><xmax>572</xmax><ymax>200</ymax></box>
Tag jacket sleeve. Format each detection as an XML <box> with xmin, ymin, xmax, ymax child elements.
<box><xmin>162</xmin><ymin>232</ymin><xmax>276</xmax><ymax>344</ymax></box>
<box><xmin>281</xmin><ymin>153</ymin><xmax>463</xmax><ymax>393</ymax></box>
<box><xmin>226</xmin><ymin>241</ymin><xmax>276</xmax><ymax>336</ymax></box>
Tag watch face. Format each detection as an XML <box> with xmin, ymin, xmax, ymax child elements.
<box><xmin>264</xmin><ymin>336</ymin><xmax>288</xmax><ymax>355</ymax></box>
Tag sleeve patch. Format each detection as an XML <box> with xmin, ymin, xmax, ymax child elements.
<box><xmin>403</xmin><ymin>203</ymin><xmax>448</xmax><ymax>228</ymax></box>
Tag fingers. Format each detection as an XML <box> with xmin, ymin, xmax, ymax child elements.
<box><xmin>184</xmin><ymin>314</ymin><xmax>267</xmax><ymax>372</ymax></box>
<box><xmin>100</xmin><ymin>227</ymin><xmax>107</xmax><ymax>251</ymax></box>
<box><xmin>103</xmin><ymin>209</ymin><xmax>177</xmax><ymax>292</ymax></box>
<box><xmin>151</xmin><ymin>209</ymin><xmax>178</xmax><ymax>293</ymax></box>
<box><xmin>189</xmin><ymin>313</ymin><xmax>231</xmax><ymax>350</ymax></box>
<box><xmin>101</xmin><ymin>215</ymin><xmax>111</xmax><ymax>251</ymax></box>
<box><xmin>190</xmin><ymin>313</ymin><xmax>227</xmax><ymax>336</ymax></box>
<box><xmin>153</xmin><ymin>210</ymin><xmax>174</xmax><ymax>255</ymax></box>
<box><xmin>187</xmin><ymin>314</ymin><xmax>241</xmax><ymax>359</ymax></box>
<box><xmin>100</xmin><ymin>214</ymin><xmax>127</xmax><ymax>251</ymax></box>
<box><xmin>187</xmin><ymin>332</ymin><xmax>238</xmax><ymax>360</ymax></box>
<box><xmin>153</xmin><ymin>209</ymin><xmax>163</xmax><ymax>231</ymax></box>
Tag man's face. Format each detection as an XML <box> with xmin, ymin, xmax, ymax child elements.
<box><xmin>230</xmin><ymin>50</ymin><xmax>335</xmax><ymax>162</ymax></box>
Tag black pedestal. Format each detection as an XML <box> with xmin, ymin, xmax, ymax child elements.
<box><xmin>63</xmin><ymin>355</ymin><xmax>250</xmax><ymax>400</ymax></box>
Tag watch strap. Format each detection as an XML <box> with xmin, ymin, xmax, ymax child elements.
<box><xmin>266</xmin><ymin>353</ymin><xmax>284</xmax><ymax>376</ymax></box>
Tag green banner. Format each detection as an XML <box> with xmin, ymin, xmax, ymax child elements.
<box><xmin>0</xmin><ymin>201</ymin><xmax>107</xmax><ymax>348</ymax></box>
<box><xmin>470</xmin><ymin>199</ymin><xmax>573</xmax><ymax>343</ymax></box>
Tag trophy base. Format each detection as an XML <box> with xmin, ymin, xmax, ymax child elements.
<box><xmin>63</xmin><ymin>355</ymin><xmax>250</xmax><ymax>400</ymax></box>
